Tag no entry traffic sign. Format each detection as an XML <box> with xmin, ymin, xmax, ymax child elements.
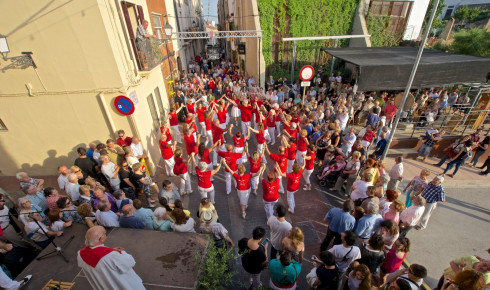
<box><xmin>114</xmin><ymin>95</ymin><xmax>135</xmax><ymax>116</ymax></box>
<box><xmin>299</xmin><ymin>65</ymin><xmax>314</xmax><ymax>81</ymax></box>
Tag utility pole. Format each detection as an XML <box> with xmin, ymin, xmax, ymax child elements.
<box><xmin>381</xmin><ymin>0</ymin><xmax>442</xmax><ymax>160</ymax></box>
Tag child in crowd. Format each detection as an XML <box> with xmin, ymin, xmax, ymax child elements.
<box><xmin>317</xmin><ymin>155</ymin><xmax>346</xmax><ymax>180</ymax></box>
<box><xmin>48</xmin><ymin>209</ymin><xmax>73</xmax><ymax>232</ymax></box>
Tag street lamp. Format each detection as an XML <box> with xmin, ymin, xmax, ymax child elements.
<box><xmin>164</xmin><ymin>22</ymin><xmax>173</xmax><ymax>37</ymax></box>
<box><xmin>0</xmin><ymin>35</ymin><xmax>9</xmax><ymax>60</ymax></box>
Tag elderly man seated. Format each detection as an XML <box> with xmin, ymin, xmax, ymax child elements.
<box><xmin>16</xmin><ymin>172</ymin><xmax>44</xmax><ymax>192</ymax></box>
<box><xmin>119</xmin><ymin>204</ymin><xmax>145</xmax><ymax>229</ymax></box>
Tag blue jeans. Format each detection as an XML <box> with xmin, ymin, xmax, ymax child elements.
<box><xmin>418</xmin><ymin>144</ymin><xmax>433</xmax><ymax>157</ymax></box>
<box><xmin>443</xmin><ymin>159</ymin><xmax>464</xmax><ymax>175</ymax></box>
<box><xmin>471</xmin><ymin>150</ymin><xmax>485</xmax><ymax>167</ymax></box>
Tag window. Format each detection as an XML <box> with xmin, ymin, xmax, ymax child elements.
<box><xmin>154</xmin><ymin>87</ymin><xmax>167</xmax><ymax>121</ymax></box>
<box><xmin>0</xmin><ymin>118</ymin><xmax>7</xmax><ymax>131</ymax></box>
<box><xmin>147</xmin><ymin>93</ymin><xmax>160</xmax><ymax>130</ymax></box>
<box><xmin>444</xmin><ymin>6</ymin><xmax>454</xmax><ymax>19</ymax></box>
<box><xmin>152</xmin><ymin>13</ymin><xmax>163</xmax><ymax>40</ymax></box>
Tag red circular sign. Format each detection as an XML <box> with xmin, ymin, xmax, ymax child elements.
<box><xmin>299</xmin><ymin>65</ymin><xmax>315</xmax><ymax>81</ymax></box>
<box><xmin>114</xmin><ymin>96</ymin><xmax>135</xmax><ymax>116</ymax></box>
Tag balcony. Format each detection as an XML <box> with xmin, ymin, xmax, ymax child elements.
<box><xmin>135</xmin><ymin>38</ymin><xmax>174</xmax><ymax>71</ymax></box>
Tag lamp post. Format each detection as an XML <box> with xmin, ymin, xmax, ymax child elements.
<box><xmin>163</xmin><ymin>22</ymin><xmax>174</xmax><ymax>79</ymax></box>
<box><xmin>0</xmin><ymin>35</ymin><xmax>9</xmax><ymax>60</ymax></box>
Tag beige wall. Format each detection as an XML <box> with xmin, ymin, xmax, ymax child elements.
<box><xmin>0</xmin><ymin>0</ymin><xmax>171</xmax><ymax>176</ymax></box>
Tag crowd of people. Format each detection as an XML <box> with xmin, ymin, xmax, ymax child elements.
<box><xmin>0</xmin><ymin>50</ymin><xmax>489</xmax><ymax>290</ymax></box>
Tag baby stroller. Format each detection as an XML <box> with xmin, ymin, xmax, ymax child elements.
<box><xmin>319</xmin><ymin>170</ymin><xmax>341</xmax><ymax>188</ymax></box>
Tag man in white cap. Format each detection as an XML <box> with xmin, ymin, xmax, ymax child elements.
<box><xmin>416</xmin><ymin>175</ymin><xmax>445</xmax><ymax>230</ymax></box>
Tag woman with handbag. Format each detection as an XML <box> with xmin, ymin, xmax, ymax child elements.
<box><xmin>269</xmin><ymin>251</ymin><xmax>302</xmax><ymax>290</ymax></box>
<box><xmin>433</xmin><ymin>135</ymin><xmax>470</xmax><ymax>167</ymax></box>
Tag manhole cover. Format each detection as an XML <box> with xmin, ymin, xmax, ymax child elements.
<box><xmin>295</xmin><ymin>221</ymin><xmax>321</xmax><ymax>245</ymax></box>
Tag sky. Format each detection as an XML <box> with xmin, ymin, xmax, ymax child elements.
<box><xmin>201</xmin><ymin>0</ymin><xmax>219</xmax><ymax>25</ymax></box>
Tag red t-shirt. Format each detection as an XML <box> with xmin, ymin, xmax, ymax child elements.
<box><xmin>185</xmin><ymin>118</ymin><xmax>197</xmax><ymax>133</ymax></box>
<box><xmin>238</xmin><ymin>105</ymin><xmax>253</xmax><ymax>122</ymax></box>
<box><xmin>298</xmin><ymin>137</ymin><xmax>308</xmax><ymax>151</ymax></box>
<box><xmin>196</xmin><ymin>107</ymin><xmax>206</xmax><ymax>123</ymax></box>
<box><xmin>200</xmin><ymin>149</ymin><xmax>211</xmax><ymax>164</ymax></box>
<box><xmin>159</xmin><ymin>140</ymin><xmax>173</xmax><ymax>159</ymax></box>
<box><xmin>262</xmin><ymin>179</ymin><xmax>280</xmax><ymax>202</ymax></box>
<box><xmin>253</xmin><ymin>108</ymin><xmax>262</xmax><ymax>123</ymax></box>
<box><xmin>256</xmin><ymin>130</ymin><xmax>265</xmax><ymax>144</ymax></box>
<box><xmin>184</xmin><ymin>134</ymin><xmax>197</xmax><ymax>155</ymax></box>
<box><xmin>363</xmin><ymin>131</ymin><xmax>376</xmax><ymax>143</ymax></box>
<box><xmin>233</xmin><ymin>173</ymin><xmax>251</xmax><ymax>190</ymax></box>
<box><xmin>275</xmin><ymin>109</ymin><xmax>282</xmax><ymax>122</ymax></box>
<box><xmin>287</xmin><ymin>143</ymin><xmax>297</xmax><ymax>160</ymax></box>
<box><xmin>248</xmin><ymin>156</ymin><xmax>262</xmax><ymax>173</ymax></box>
<box><xmin>195</xmin><ymin>167</ymin><xmax>212</xmax><ymax>189</ymax></box>
<box><xmin>205</xmin><ymin>119</ymin><xmax>212</xmax><ymax>131</ymax></box>
<box><xmin>186</xmin><ymin>103</ymin><xmax>196</xmax><ymax>114</ymax></box>
<box><xmin>270</xmin><ymin>153</ymin><xmax>288</xmax><ymax>173</ymax></box>
<box><xmin>169</xmin><ymin>113</ymin><xmax>179</xmax><ymax>126</ymax></box>
<box><xmin>305</xmin><ymin>151</ymin><xmax>316</xmax><ymax>170</ymax></box>
<box><xmin>292</xmin><ymin>117</ymin><xmax>300</xmax><ymax>125</ymax></box>
<box><xmin>211</xmin><ymin>123</ymin><xmax>224</xmax><ymax>144</ymax></box>
<box><xmin>218</xmin><ymin>151</ymin><xmax>243</xmax><ymax>172</ymax></box>
<box><xmin>287</xmin><ymin>170</ymin><xmax>303</xmax><ymax>192</ymax></box>
<box><xmin>117</xmin><ymin>137</ymin><xmax>132</xmax><ymax>147</ymax></box>
<box><xmin>217</xmin><ymin>110</ymin><xmax>227</xmax><ymax>124</ymax></box>
<box><xmin>266</xmin><ymin>114</ymin><xmax>276</xmax><ymax>128</ymax></box>
<box><xmin>233</xmin><ymin>136</ymin><xmax>245</xmax><ymax>148</ymax></box>
<box><xmin>285</xmin><ymin>126</ymin><xmax>298</xmax><ymax>139</ymax></box>
<box><xmin>173</xmin><ymin>157</ymin><xmax>188</xmax><ymax>175</ymax></box>
<box><xmin>208</xmin><ymin>80</ymin><xmax>215</xmax><ymax>91</ymax></box>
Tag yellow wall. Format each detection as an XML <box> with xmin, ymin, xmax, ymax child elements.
<box><xmin>0</xmin><ymin>0</ymin><xmax>170</xmax><ymax>176</ymax></box>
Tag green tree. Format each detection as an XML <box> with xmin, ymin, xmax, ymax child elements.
<box><xmin>453</xmin><ymin>5</ymin><xmax>490</xmax><ymax>22</ymax></box>
<box><xmin>451</xmin><ymin>28</ymin><xmax>490</xmax><ymax>57</ymax></box>
<box><xmin>423</xmin><ymin>0</ymin><xmax>446</xmax><ymax>30</ymax></box>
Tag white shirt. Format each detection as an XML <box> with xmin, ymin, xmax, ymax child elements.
<box><xmin>389</xmin><ymin>163</ymin><xmax>404</xmax><ymax>180</ymax></box>
<box><xmin>399</xmin><ymin>205</ymin><xmax>425</xmax><ymax>226</ymax></box>
<box><xmin>328</xmin><ymin>244</ymin><xmax>361</xmax><ymax>272</ymax></box>
<box><xmin>65</xmin><ymin>182</ymin><xmax>80</xmax><ymax>201</ymax></box>
<box><xmin>338</xmin><ymin>113</ymin><xmax>349</xmax><ymax>131</ymax></box>
<box><xmin>0</xmin><ymin>206</ymin><xmax>10</xmax><ymax>229</ymax></box>
<box><xmin>335</xmin><ymin>76</ymin><xmax>342</xmax><ymax>83</ymax></box>
<box><xmin>171</xmin><ymin>217</ymin><xmax>196</xmax><ymax>233</ymax></box>
<box><xmin>267</xmin><ymin>216</ymin><xmax>292</xmax><ymax>252</ymax></box>
<box><xmin>342</xmin><ymin>133</ymin><xmax>357</xmax><ymax>153</ymax></box>
<box><xmin>77</xmin><ymin>245</ymin><xmax>145</xmax><ymax>290</ymax></box>
<box><xmin>95</xmin><ymin>210</ymin><xmax>120</xmax><ymax>227</ymax></box>
<box><xmin>24</xmin><ymin>221</ymin><xmax>50</xmax><ymax>242</ymax></box>
<box><xmin>270</xmin><ymin>94</ymin><xmax>278</xmax><ymax>104</ymax></box>
<box><xmin>130</xmin><ymin>143</ymin><xmax>144</xmax><ymax>158</ymax></box>
<box><xmin>50</xmin><ymin>220</ymin><xmax>65</xmax><ymax>232</ymax></box>
<box><xmin>101</xmin><ymin>162</ymin><xmax>120</xmax><ymax>187</ymax></box>
<box><xmin>58</xmin><ymin>173</ymin><xmax>70</xmax><ymax>190</ymax></box>
<box><xmin>350</xmin><ymin>180</ymin><xmax>371</xmax><ymax>201</ymax></box>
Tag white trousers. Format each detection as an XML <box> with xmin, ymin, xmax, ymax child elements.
<box><xmin>257</xmin><ymin>143</ymin><xmax>267</xmax><ymax>164</ymax></box>
<box><xmin>287</xmin><ymin>159</ymin><xmax>295</xmax><ymax>174</ymax></box>
<box><xmin>171</xmin><ymin>125</ymin><xmax>182</xmax><ymax>144</ymax></box>
<box><xmin>163</xmin><ymin>157</ymin><xmax>175</xmax><ymax>176</ymax></box>
<box><xmin>205</xmin><ymin>130</ymin><xmax>213</xmax><ymax>147</ymax></box>
<box><xmin>419</xmin><ymin>202</ymin><xmax>438</xmax><ymax>229</ymax></box>
<box><xmin>278</xmin><ymin>175</ymin><xmax>285</xmax><ymax>193</ymax></box>
<box><xmin>242</xmin><ymin>121</ymin><xmax>251</xmax><ymax>138</ymax></box>
<box><xmin>225</xmin><ymin>170</ymin><xmax>237</xmax><ymax>194</ymax></box>
<box><xmin>287</xmin><ymin>190</ymin><xmax>298</xmax><ymax>213</ymax></box>
<box><xmin>302</xmin><ymin>169</ymin><xmax>313</xmax><ymax>185</ymax></box>
<box><xmin>268</xmin><ymin>127</ymin><xmax>276</xmax><ymax>144</ymax></box>
<box><xmin>179</xmin><ymin>172</ymin><xmax>192</xmax><ymax>193</ymax></box>
<box><xmin>263</xmin><ymin>199</ymin><xmax>279</xmax><ymax>220</ymax></box>
<box><xmin>199</xmin><ymin>122</ymin><xmax>206</xmax><ymax>135</ymax></box>
<box><xmin>296</xmin><ymin>150</ymin><xmax>306</xmax><ymax>166</ymax></box>
<box><xmin>238</xmin><ymin>189</ymin><xmax>251</xmax><ymax>206</ymax></box>
<box><xmin>234</xmin><ymin>146</ymin><xmax>246</xmax><ymax>164</ymax></box>
<box><xmin>213</xmin><ymin>144</ymin><xmax>226</xmax><ymax>165</ymax></box>
<box><xmin>275</xmin><ymin>121</ymin><xmax>281</xmax><ymax>137</ymax></box>
<box><xmin>251</xmin><ymin>175</ymin><xmax>260</xmax><ymax>190</ymax></box>
<box><xmin>198</xmin><ymin>185</ymin><xmax>215</xmax><ymax>203</ymax></box>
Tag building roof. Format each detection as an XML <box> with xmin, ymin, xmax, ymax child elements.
<box><xmin>324</xmin><ymin>47</ymin><xmax>490</xmax><ymax>91</ymax></box>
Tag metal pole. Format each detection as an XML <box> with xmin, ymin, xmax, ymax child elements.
<box><xmin>291</xmin><ymin>40</ymin><xmax>297</xmax><ymax>84</ymax></box>
<box><xmin>381</xmin><ymin>0</ymin><xmax>441</xmax><ymax>160</ymax></box>
<box><xmin>258</xmin><ymin>37</ymin><xmax>261</xmax><ymax>88</ymax></box>
<box><xmin>329</xmin><ymin>39</ymin><xmax>338</xmax><ymax>77</ymax></box>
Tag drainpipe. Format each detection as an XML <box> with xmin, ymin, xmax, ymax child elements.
<box><xmin>98</xmin><ymin>93</ymin><xmax>117</xmax><ymax>139</ymax></box>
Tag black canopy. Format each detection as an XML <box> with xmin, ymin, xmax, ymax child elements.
<box><xmin>325</xmin><ymin>47</ymin><xmax>490</xmax><ymax>91</ymax></box>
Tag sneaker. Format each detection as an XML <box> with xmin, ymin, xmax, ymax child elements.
<box><xmin>242</xmin><ymin>212</ymin><xmax>246</xmax><ymax>219</ymax></box>
<box><xmin>447</xmin><ymin>174</ymin><xmax>454</xmax><ymax>178</ymax></box>
<box><xmin>415</xmin><ymin>225</ymin><xmax>424</xmax><ymax>231</ymax></box>
<box><xmin>21</xmin><ymin>275</ymin><xmax>32</xmax><ymax>286</ymax></box>
<box><xmin>288</xmin><ymin>208</ymin><xmax>294</xmax><ymax>214</ymax></box>
<box><xmin>279</xmin><ymin>191</ymin><xmax>285</xmax><ymax>194</ymax></box>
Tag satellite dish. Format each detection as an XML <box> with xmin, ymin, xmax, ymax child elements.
<box><xmin>394</xmin><ymin>92</ymin><xmax>415</xmax><ymax>111</ymax></box>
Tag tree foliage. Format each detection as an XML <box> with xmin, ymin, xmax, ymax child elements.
<box><xmin>453</xmin><ymin>5</ymin><xmax>490</xmax><ymax>22</ymax></box>
<box><xmin>423</xmin><ymin>0</ymin><xmax>446</xmax><ymax>30</ymax></box>
<box><xmin>257</xmin><ymin>0</ymin><xmax>360</xmax><ymax>67</ymax></box>
<box><xmin>194</xmin><ymin>242</ymin><xmax>239</xmax><ymax>290</ymax></box>
<box><xmin>366</xmin><ymin>15</ymin><xmax>404</xmax><ymax>47</ymax></box>
<box><xmin>451</xmin><ymin>28</ymin><xmax>490</xmax><ymax>57</ymax></box>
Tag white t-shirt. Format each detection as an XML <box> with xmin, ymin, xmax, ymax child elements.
<box><xmin>328</xmin><ymin>244</ymin><xmax>361</xmax><ymax>272</ymax></box>
<box><xmin>171</xmin><ymin>217</ymin><xmax>196</xmax><ymax>233</ymax></box>
<box><xmin>101</xmin><ymin>162</ymin><xmax>120</xmax><ymax>188</ymax></box>
<box><xmin>267</xmin><ymin>216</ymin><xmax>292</xmax><ymax>252</ymax></box>
<box><xmin>130</xmin><ymin>143</ymin><xmax>144</xmax><ymax>157</ymax></box>
<box><xmin>58</xmin><ymin>174</ymin><xmax>70</xmax><ymax>190</ymax></box>
<box><xmin>0</xmin><ymin>206</ymin><xmax>10</xmax><ymax>229</ymax></box>
<box><xmin>350</xmin><ymin>180</ymin><xmax>370</xmax><ymax>201</ymax></box>
<box><xmin>50</xmin><ymin>220</ymin><xmax>65</xmax><ymax>232</ymax></box>
<box><xmin>338</xmin><ymin>113</ymin><xmax>350</xmax><ymax>131</ymax></box>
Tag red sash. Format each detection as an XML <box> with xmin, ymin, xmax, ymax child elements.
<box><xmin>79</xmin><ymin>246</ymin><xmax>120</xmax><ymax>268</ymax></box>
